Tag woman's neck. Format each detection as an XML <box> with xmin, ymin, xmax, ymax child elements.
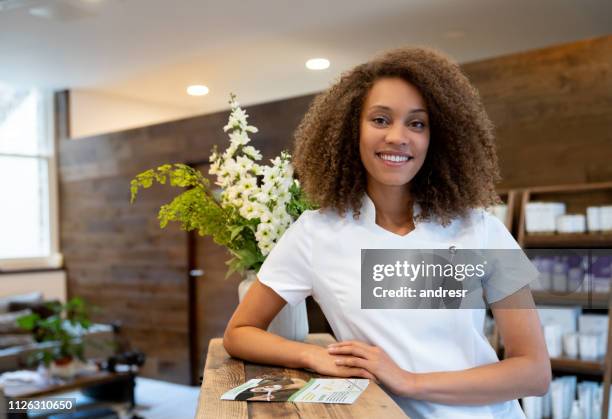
<box><xmin>366</xmin><ymin>183</ymin><xmax>415</xmax><ymax>235</ymax></box>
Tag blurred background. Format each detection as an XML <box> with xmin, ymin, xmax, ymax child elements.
<box><xmin>1</xmin><ymin>0</ymin><xmax>611</xmax><ymax>418</ymax></box>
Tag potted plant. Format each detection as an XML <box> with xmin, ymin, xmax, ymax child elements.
<box><xmin>17</xmin><ymin>297</ymin><xmax>93</xmax><ymax>378</ymax></box>
<box><xmin>130</xmin><ymin>94</ymin><xmax>315</xmax><ymax>341</ymax></box>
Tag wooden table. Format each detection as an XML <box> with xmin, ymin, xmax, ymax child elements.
<box><xmin>196</xmin><ymin>333</ymin><xmax>408</xmax><ymax>418</ymax></box>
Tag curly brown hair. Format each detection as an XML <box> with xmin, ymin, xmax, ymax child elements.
<box><xmin>293</xmin><ymin>47</ymin><xmax>501</xmax><ymax>225</ymax></box>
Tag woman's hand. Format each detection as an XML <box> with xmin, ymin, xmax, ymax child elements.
<box><xmin>301</xmin><ymin>344</ymin><xmax>376</xmax><ymax>380</ymax></box>
<box><xmin>328</xmin><ymin>340</ymin><xmax>415</xmax><ymax>396</ymax></box>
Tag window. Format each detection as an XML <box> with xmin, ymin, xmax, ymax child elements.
<box><xmin>0</xmin><ymin>84</ymin><xmax>61</xmax><ymax>270</ymax></box>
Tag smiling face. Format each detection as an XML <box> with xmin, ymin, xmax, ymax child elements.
<box><xmin>359</xmin><ymin>77</ymin><xmax>430</xmax><ymax>194</ymax></box>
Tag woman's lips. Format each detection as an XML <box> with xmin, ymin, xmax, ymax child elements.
<box><xmin>376</xmin><ymin>152</ymin><xmax>414</xmax><ymax>167</ymax></box>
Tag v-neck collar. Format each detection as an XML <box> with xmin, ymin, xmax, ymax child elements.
<box><xmin>360</xmin><ymin>192</ymin><xmax>422</xmax><ymax>238</ymax></box>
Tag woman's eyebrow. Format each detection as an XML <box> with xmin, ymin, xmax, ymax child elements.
<box><xmin>368</xmin><ymin>105</ymin><xmax>427</xmax><ymax>114</ymax></box>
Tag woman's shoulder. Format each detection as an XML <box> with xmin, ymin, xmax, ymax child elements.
<box><xmin>459</xmin><ymin>207</ymin><xmax>519</xmax><ymax>249</ymax></box>
<box><xmin>419</xmin><ymin>207</ymin><xmax>511</xmax><ymax>248</ymax></box>
<box><xmin>447</xmin><ymin>207</ymin><xmax>503</xmax><ymax>230</ymax></box>
<box><xmin>293</xmin><ymin>207</ymin><xmax>345</xmax><ymax>230</ymax></box>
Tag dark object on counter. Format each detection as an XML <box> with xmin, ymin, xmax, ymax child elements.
<box><xmin>80</xmin><ymin>371</ymin><xmax>136</xmax><ymax>406</ymax></box>
<box><xmin>105</xmin><ymin>350</ymin><xmax>146</xmax><ymax>372</ymax></box>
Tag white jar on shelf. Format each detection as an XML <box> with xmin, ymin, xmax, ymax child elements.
<box><xmin>601</xmin><ymin>206</ymin><xmax>612</xmax><ymax>231</ymax></box>
<box><xmin>586</xmin><ymin>206</ymin><xmax>601</xmax><ymax>233</ymax></box>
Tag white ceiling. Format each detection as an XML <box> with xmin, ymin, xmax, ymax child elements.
<box><xmin>1</xmin><ymin>0</ymin><xmax>611</xmax><ymax>115</ymax></box>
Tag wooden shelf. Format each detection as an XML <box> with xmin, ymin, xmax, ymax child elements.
<box><xmin>532</xmin><ymin>291</ymin><xmax>610</xmax><ymax>308</ymax></box>
<box><xmin>517</xmin><ymin>181</ymin><xmax>612</xmax><ymax>247</ymax></box>
<box><xmin>550</xmin><ymin>357</ymin><xmax>605</xmax><ymax>375</ymax></box>
<box><xmin>523</xmin><ymin>233</ymin><xmax>612</xmax><ymax>248</ymax></box>
<box><xmin>496</xmin><ymin>189</ymin><xmax>517</xmax><ymax>231</ymax></box>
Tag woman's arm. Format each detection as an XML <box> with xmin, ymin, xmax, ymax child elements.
<box><xmin>331</xmin><ymin>286</ymin><xmax>551</xmax><ymax>405</ymax></box>
<box><xmin>223</xmin><ymin>278</ymin><xmax>375</xmax><ymax>379</ymax></box>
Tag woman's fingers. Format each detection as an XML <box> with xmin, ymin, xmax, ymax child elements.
<box><xmin>356</xmin><ymin>368</ymin><xmax>376</xmax><ymax>380</ymax></box>
<box><xmin>329</xmin><ymin>340</ymin><xmax>372</xmax><ymax>349</ymax></box>
<box><xmin>338</xmin><ymin>366</ymin><xmax>376</xmax><ymax>380</ymax></box>
<box><xmin>335</xmin><ymin>356</ymin><xmax>368</xmax><ymax>369</ymax></box>
<box><xmin>328</xmin><ymin>345</ymin><xmax>369</xmax><ymax>359</ymax></box>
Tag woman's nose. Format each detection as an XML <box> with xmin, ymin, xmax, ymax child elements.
<box><xmin>384</xmin><ymin>123</ymin><xmax>409</xmax><ymax>145</ymax></box>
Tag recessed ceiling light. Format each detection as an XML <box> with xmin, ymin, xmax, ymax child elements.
<box><xmin>306</xmin><ymin>58</ymin><xmax>330</xmax><ymax>71</ymax></box>
<box><xmin>187</xmin><ymin>85</ymin><xmax>209</xmax><ymax>96</ymax></box>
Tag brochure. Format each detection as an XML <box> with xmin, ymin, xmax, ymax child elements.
<box><xmin>220</xmin><ymin>376</ymin><xmax>369</xmax><ymax>403</ymax></box>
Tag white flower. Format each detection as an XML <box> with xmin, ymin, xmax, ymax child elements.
<box><xmin>223</xmin><ymin>108</ymin><xmax>249</xmax><ymax>132</ymax></box>
<box><xmin>209</xmin><ymin>159</ymin><xmax>221</xmax><ymax>176</ymax></box>
<box><xmin>237</xmin><ymin>176</ymin><xmax>258</xmax><ymax>197</ymax></box>
<box><xmin>279</xmin><ymin>177</ymin><xmax>294</xmax><ymax>191</ymax></box>
<box><xmin>207</xmin><ymin>96</ymin><xmax>306</xmax><ymax>260</ymax></box>
<box><xmin>259</xmin><ymin>241</ymin><xmax>274</xmax><ymax>256</ymax></box>
<box><xmin>283</xmin><ymin>163</ymin><xmax>294</xmax><ymax>179</ymax></box>
<box><xmin>263</xmin><ymin>167</ymin><xmax>281</xmax><ymax>185</ymax></box>
<box><xmin>229</xmin><ymin>130</ymin><xmax>250</xmax><ymax>147</ymax></box>
<box><xmin>240</xmin><ymin>201</ymin><xmax>262</xmax><ymax>220</ymax></box>
<box><xmin>224</xmin><ymin>185</ymin><xmax>243</xmax><ymax>201</ymax></box>
<box><xmin>235</xmin><ymin>155</ymin><xmax>255</xmax><ymax>176</ymax></box>
<box><xmin>256</xmin><ymin>222</ymin><xmax>275</xmax><ymax>243</ymax></box>
<box><xmin>251</xmin><ymin>164</ymin><xmax>264</xmax><ymax>176</ymax></box>
<box><xmin>272</xmin><ymin>204</ymin><xmax>289</xmax><ymax>219</ymax></box>
<box><xmin>216</xmin><ymin>164</ymin><xmax>235</xmax><ymax>187</ymax></box>
<box><xmin>254</xmin><ymin>190</ymin><xmax>271</xmax><ymax>205</ymax></box>
<box><xmin>242</xmin><ymin>146</ymin><xmax>262</xmax><ymax>161</ymax></box>
<box><xmin>275</xmin><ymin>189</ymin><xmax>290</xmax><ymax>205</ymax></box>
<box><xmin>223</xmin><ymin>144</ymin><xmax>238</xmax><ymax>160</ymax></box>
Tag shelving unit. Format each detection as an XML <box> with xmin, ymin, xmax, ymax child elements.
<box><xmin>523</xmin><ymin>234</ymin><xmax>612</xmax><ymax>248</ymax></box>
<box><xmin>517</xmin><ymin>181</ymin><xmax>612</xmax><ymax>247</ymax></box>
<box><xmin>531</xmin><ymin>291</ymin><xmax>610</xmax><ymax>309</ymax></box>
<box><xmin>550</xmin><ymin>357</ymin><xmax>606</xmax><ymax>376</ymax></box>
<box><xmin>494</xmin><ymin>189</ymin><xmax>517</xmax><ymax>231</ymax></box>
<box><xmin>513</xmin><ymin>182</ymin><xmax>612</xmax><ymax>419</ymax></box>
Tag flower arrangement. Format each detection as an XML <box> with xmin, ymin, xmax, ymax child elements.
<box><xmin>130</xmin><ymin>94</ymin><xmax>315</xmax><ymax>276</ymax></box>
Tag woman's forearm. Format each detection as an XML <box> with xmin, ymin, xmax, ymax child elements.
<box><xmin>223</xmin><ymin>325</ymin><xmax>315</xmax><ymax>369</ymax></box>
<box><xmin>407</xmin><ymin>355</ymin><xmax>551</xmax><ymax>405</ymax></box>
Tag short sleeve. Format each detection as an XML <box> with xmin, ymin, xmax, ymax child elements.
<box><xmin>482</xmin><ymin>212</ymin><xmax>540</xmax><ymax>304</ymax></box>
<box><xmin>256</xmin><ymin>212</ymin><xmax>314</xmax><ymax>306</ymax></box>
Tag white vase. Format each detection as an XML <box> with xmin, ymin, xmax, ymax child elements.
<box><xmin>238</xmin><ymin>270</ymin><xmax>309</xmax><ymax>341</ymax></box>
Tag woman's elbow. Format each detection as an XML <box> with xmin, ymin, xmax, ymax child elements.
<box><xmin>530</xmin><ymin>357</ymin><xmax>552</xmax><ymax>396</ymax></box>
<box><xmin>223</xmin><ymin>325</ymin><xmax>238</xmax><ymax>357</ymax></box>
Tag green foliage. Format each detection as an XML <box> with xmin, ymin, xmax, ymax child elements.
<box><xmin>130</xmin><ymin>163</ymin><xmax>316</xmax><ymax>275</ymax></box>
<box><xmin>286</xmin><ymin>181</ymin><xmax>316</xmax><ymax>219</ymax></box>
<box><xmin>17</xmin><ymin>297</ymin><xmax>94</xmax><ymax>365</ymax></box>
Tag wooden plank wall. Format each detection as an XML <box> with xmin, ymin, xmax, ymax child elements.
<box><xmin>57</xmin><ymin>95</ymin><xmax>315</xmax><ymax>384</ymax></box>
<box><xmin>58</xmin><ymin>35</ymin><xmax>612</xmax><ymax>384</ymax></box>
<box><xmin>462</xmin><ymin>35</ymin><xmax>612</xmax><ymax>188</ymax></box>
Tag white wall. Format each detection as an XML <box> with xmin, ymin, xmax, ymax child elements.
<box><xmin>70</xmin><ymin>90</ymin><xmax>197</xmax><ymax>139</ymax></box>
<box><xmin>0</xmin><ymin>270</ymin><xmax>67</xmax><ymax>302</ymax></box>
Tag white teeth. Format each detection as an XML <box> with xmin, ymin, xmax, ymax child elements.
<box><xmin>378</xmin><ymin>153</ymin><xmax>410</xmax><ymax>162</ymax></box>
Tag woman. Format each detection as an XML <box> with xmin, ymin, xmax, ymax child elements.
<box><xmin>223</xmin><ymin>47</ymin><xmax>551</xmax><ymax>418</ymax></box>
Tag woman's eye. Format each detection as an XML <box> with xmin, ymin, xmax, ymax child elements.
<box><xmin>372</xmin><ymin>117</ymin><xmax>389</xmax><ymax>126</ymax></box>
<box><xmin>409</xmin><ymin>120</ymin><xmax>426</xmax><ymax>129</ymax></box>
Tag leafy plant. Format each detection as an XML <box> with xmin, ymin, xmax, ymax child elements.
<box><xmin>17</xmin><ymin>297</ymin><xmax>94</xmax><ymax>366</ymax></box>
<box><xmin>130</xmin><ymin>95</ymin><xmax>316</xmax><ymax>276</ymax></box>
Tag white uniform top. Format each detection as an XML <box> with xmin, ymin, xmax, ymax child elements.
<box><xmin>258</xmin><ymin>193</ymin><xmax>537</xmax><ymax>419</ymax></box>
